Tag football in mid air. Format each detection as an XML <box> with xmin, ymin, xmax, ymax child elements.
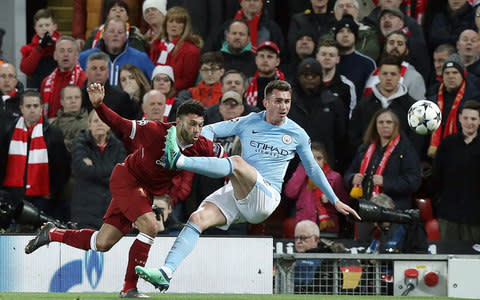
<box><xmin>407</xmin><ymin>100</ymin><xmax>442</xmax><ymax>135</ymax></box>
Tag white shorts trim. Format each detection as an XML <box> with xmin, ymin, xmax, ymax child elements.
<box><xmin>203</xmin><ymin>170</ymin><xmax>281</xmax><ymax>230</ymax></box>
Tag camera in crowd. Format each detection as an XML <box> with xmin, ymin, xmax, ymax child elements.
<box><xmin>351</xmin><ymin>196</ymin><xmax>420</xmax><ymax>224</ymax></box>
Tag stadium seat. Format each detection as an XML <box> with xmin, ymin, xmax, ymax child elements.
<box><xmin>425</xmin><ymin>219</ymin><xmax>441</xmax><ymax>241</ymax></box>
<box><xmin>282</xmin><ymin>217</ymin><xmax>296</xmax><ymax>239</ymax></box>
<box><xmin>416</xmin><ymin>198</ymin><xmax>433</xmax><ymax>222</ymax></box>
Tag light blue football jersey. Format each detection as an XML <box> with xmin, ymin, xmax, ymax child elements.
<box><xmin>202</xmin><ymin>111</ymin><xmax>339</xmax><ymax>204</ymax></box>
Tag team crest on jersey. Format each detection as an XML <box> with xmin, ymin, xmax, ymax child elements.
<box><xmin>282</xmin><ymin>134</ymin><xmax>292</xmax><ymax>145</ymax></box>
<box><xmin>229</xmin><ymin>117</ymin><xmax>240</xmax><ymax>123</ymax></box>
<box><xmin>136</xmin><ymin>120</ymin><xmax>148</xmax><ymax>126</ymax></box>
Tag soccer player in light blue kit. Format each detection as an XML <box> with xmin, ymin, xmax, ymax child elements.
<box><xmin>136</xmin><ymin>80</ymin><xmax>360</xmax><ymax>291</ymax></box>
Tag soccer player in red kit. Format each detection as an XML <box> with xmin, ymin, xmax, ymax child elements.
<box><xmin>25</xmin><ymin>83</ymin><xmax>225</xmax><ymax>298</ymax></box>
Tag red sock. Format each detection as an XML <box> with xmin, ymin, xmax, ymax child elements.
<box><xmin>50</xmin><ymin>228</ymin><xmax>95</xmax><ymax>250</ymax></box>
<box><xmin>122</xmin><ymin>235</ymin><xmax>152</xmax><ymax>293</ymax></box>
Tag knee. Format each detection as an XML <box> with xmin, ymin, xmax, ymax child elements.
<box><xmin>189</xmin><ymin>211</ymin><xmax>209</xmax><ymax>231</ymax></box>
<box><xmin>95</xmin><ymin>239</ymin><xmax>114</xmax><ymax>252</ymax></box>
<box><xmin>142</xmin><ymin>217</ymin><xmax>160</xmax><ymax>237</ymax></box>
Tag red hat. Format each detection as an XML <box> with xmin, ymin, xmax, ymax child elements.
<box><xmin>257</xmin><ymin>41</ymin><xmax>280</xmax><ymax>56</ymax></box>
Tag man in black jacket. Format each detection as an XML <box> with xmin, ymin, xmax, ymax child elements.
<box><xmin>0</xmin><ymin>91</ymin><xmax>70</xmax><ymax>226</ymax></box>
<box><xmin>0</xmin><ymin>63</ymin><xmax>22</xmax><ymax>119</ymax></box>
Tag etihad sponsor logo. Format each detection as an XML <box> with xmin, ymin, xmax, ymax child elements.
<box><xmin>250</xmin><ymin>140</ymin><xmax>290</xmax><ymax>157</ymax></box>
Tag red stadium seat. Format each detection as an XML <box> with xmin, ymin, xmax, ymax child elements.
<box><xmin>425</xmin><ymin>219</ymin><xmax>441</xmax><ymax>241</ymax></box>
<box><xmin>416</xmin><ymin>198</ymin><xmax>433</xmax><ymax>222</ymax></box>
<box><xmin>282</xmin><ymin>217</ymin><xmax>296</xmax><ymax>239</ymax></box>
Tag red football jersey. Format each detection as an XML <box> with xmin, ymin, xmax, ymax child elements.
<box><xmin>95</xmin><ymin>103</ymin><xmax>224</xmax><ymax>195</ymax></box>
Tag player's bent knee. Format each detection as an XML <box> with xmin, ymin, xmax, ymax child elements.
<box><xmin>189</xmin><ymin>211</ymin><xmax>211</xmax><ymax>231</ymax></box>
<box><xmin>95</xmin><ymin>240</ymin><xmax>114</xmax><ymax>252</ymax></box>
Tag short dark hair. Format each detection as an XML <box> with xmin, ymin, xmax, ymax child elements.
<box><xmin>221</xmin><ymin>69</ymin><xmax>246</xmax><ymax>86</ymax></box>
<box><xmin>177</xmin><ymin>99</ymin><xmax>205</xmax><ymax>118</ymax></box>
<box><xmin>33</xmin><ymin>8</ymin><xmax>55</xmax><ymax>25</ymax></box>
<box><xmin>316</xmin><ymin>39</ymin><xmax>339</xmax><ymax>55</ymax></box>
<box><xmin>87</xmin><ymin>51</ymin><xmax>110</xmax><ymax>68</ymax></box>
<box><xmin>385</xmin><ymin>30</ymin><xmax>408</xmax><ymax>43</ymax></box>
<box><xmin>378</xmin><ymin>54</ymin><xmax>403</xmax><ymax>69</ymax></box>
<box><xmin>20</xmin><ymin>90</ymin><xmax>43</xmax><ymax>105</ymax></box>
<box><xmin>200</xmin><ymin>51</ymin><xmax>224</xmax><ymax>68</ymax></box>
<box><xmin>460</xmin><ymin>100</ymin><xmax>480</xmax><ymax>115</ymax></box>
<box><xmin>104</xmin><ymin>0</ymin><xmax>129</xmax><ymax>20</ymax></box>
<box><xmin>227</xmin><ymin>19</ymin><xmax>250</xmax><ymax>35</ymax></box>
<box><xmin>264</xmin><ymin>80</ymin><xmax>292</xmax><ymax>100</ymax></box>
<box><xmin>60</xmin><ymin>84</ymin><xmax>82</xmax><ymax>100</ymax></box>
<box><xmin>434</xmin><ymin>43</ymin><xmax>456</xmax><ymax>56</ymax></box>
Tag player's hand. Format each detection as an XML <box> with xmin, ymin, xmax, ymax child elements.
<box><xmin>86</xmin><ymin>83</ymin><xmax>105</xmax><ymax>108</ymax></box>
<box><xmin>334</xmin><ymin>200</ymin><xmax>361</xmax><ymax>221</ymax></box>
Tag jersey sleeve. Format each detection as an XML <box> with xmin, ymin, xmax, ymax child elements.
<box><xmin>187</xmin><ymin>137</ymin><xmax>227</xmax><ymax>158</ymax></box>
<box><xmin>201</xmin><ymin>114</ymin><xmax>252</xmax><ymax>140</ymax></box>
<box><xmin>296</xmin><ymin>131</ymin><xmax>339</xmax><ymax>204</ymax></box>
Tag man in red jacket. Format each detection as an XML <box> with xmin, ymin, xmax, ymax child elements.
<box><xmin>25</xmin><ymin>83</ymin><xmax>225</xmax><ymax>298</ymax></box>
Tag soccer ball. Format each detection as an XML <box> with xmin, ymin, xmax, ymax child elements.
<box><xmin>407</xmin><ymin>100</ymin><xmax>442</xmax><ymax>135</ymax></box>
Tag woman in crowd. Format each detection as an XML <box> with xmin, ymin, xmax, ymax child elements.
<box><xmin>150</xmin><ymin>6</ymin><xmax>202</xmax><ymax>92</ymax></box>
<box><xmin>119</xmin><ymin>64</ymin><xmax>151</xmax><ymax>119</ymax></box>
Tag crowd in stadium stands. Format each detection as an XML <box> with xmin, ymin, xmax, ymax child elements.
<box><xmin>2</xmin><ymin>0</ymin><xmax>480</xmax><ymax>244</ymax></box>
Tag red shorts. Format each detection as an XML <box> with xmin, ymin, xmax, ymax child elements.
<box><xmin>104</xmin><ymin>163</ymin><xmax>153</xmax><ymax>234</ymax></box>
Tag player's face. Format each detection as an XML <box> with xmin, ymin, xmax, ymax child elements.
<box><xmin>376</xmin><ymin>112</ymin><xmax>395</xmax><ymax>140</ymax></box>
<box><xmin>312</xmin><ymin>149</ymin><xmax>325</xmax><ymax>168</ymax></box>
<box><xmin>177</xmin><ymin>113</ymin><xmax>204</xmax><ymax>144</ymax></box>
<box><xmin>54</xmin><ymin>39</ymin><xmax>78</xmax><ymax>71</ymax></box>
<box><xmin>459</xmin><ymin>108</ymin><xmax>480</xmax><ymax>137</ymax></box>
<box><xmin>34</xmin><ymin>17</ymin><xmax>57</xmax><ymax>38</ymax></box>
<box><xmin>334</xmin><ymin>0</ymin><xmax>359</xmax><ymax>20</ymax></box>
<box><xmin>255</xmin><ymin>49</ymin><xmax>280</xmax><ymax>76</ymax></box>
<box><xmin>316</xmin><ymin>46</ymin><xmax>340</xmax><ymax>70</ymax></box>
<box><xmin>60</xmin><ymin>86</ymin><xmax>82</xmax><ymax>113</ymax></box>
<box><xmin>20</xmin><ymin>96</ymin><xmax>42</xmax><ymax>127</ymax></box>
<box><xmin>443</xmin><ymin>68</ymin><xmax>463</xmax><ymax>91</ymax></box>
<box><xmin>385</xmin><ymin>34</ymin><xmax>408</xmax><ymax>57</ymax></box>
<box><xmin>264</xmin><ymin>89</ymin><xmax>291</xmax><ymax>126</ymax></box>
<box><xmin>378</xmin><ymin>64</ymin><xmax>401</xmax><ymax>94</ymax></box>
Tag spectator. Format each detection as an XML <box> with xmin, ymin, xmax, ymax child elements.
<box><xmin>349</xmin><ymin>55</ymin><xmax>424</xmax><ymax>157</ymax></box>
<box><xmin>0</xmin><ymin>91</ymin><xmax>70</xmax><ymax>225</ymax></box>
<box><xmin>423</xmin><ymin>0</ymin><xmax>475</xmax><ymax>52</ymax></box>
<box><xmin>285</xmin><ymin>142</ymin><xmax>349</xmax><ymax>233</ymax></box>
<box><xmin>431</xmin><ymin>100</ymin><xmax>480</xmax><ymax>242</ymax></box>
<box><xmin>363</xmin><ymin>31</ymin><xmax>426</xmax><ymax>101</ymax></box>
<box><xmin>427</xmin><ymin>55</ymin><xmax>480</xmax><ymax>157</ymax></box>
<box><xmin>246</xmin><ymin>41</ymin><xmax>285</xmax><ymax>110</ymax></box>
<box><xmin>119</xmin><ymin>64</ymin><xmax>151</xmax><ymax>119</ymax></box>
<box><xmin>41</xmin><ymin>36</ymin><xmax>87</xmax><ymax>119</ymax></box>
<box><xmin>177</xmin><ymin>51</ymin><xmax>225</xmax><ymax>107</ymax></box>
<box><xmin>288</xmin><ymin>0</ymin><xmax>336</xmax><ymax>56</ymax></box>
<box><xmin>70</xmin><ymin>110</ymin><xmax>126</xmax><ymax>229</ymax></box>
<box><xmin>322</xmin><ymin>0</ymin><xmax>380</xmax><ymax>61</ymax></box>
<box><xmin>316</xmin><ymin>39</ymin><xmax>357</xmax><ymax>120</ymax></box>
<box><xmin>49</xmin><ymin>85</ymin><xmax>89</xmax><ymax>152</ymax></box>
<box><xmin>220</xmin><ymin>19</ymin><xmax>257</xmax><ymax>78</ymax></box>
<box><xmin>150</xmin><ymin>6</ymin><xmax>202</xmax><ymax>92</ymax></box>
<box><xmin>78</xmin><ymin>17</ymin><xmax>154</xmax><ymax>87</ymax></box>
<box><xmin>82</xmin><ymin>52</ymin><xmax>136</xmax><ymax>120</ymax></box>
<box><xmin>334</xmin><ymin>15</ymin><xmax>376</xmax><ymax>100</ymax></box>
<box><xmin>428</xmin><ymin>43</ymin><xmax>456</xmax><ymax>97</ymax></box>
<box><xmin>294</xmin><ymin>219</ymin><xmax>321</xmax><ymax>253</ymax></box>
<box><xmin>282</xmin><ymin>29</ymin><xmax>317</xmax><ymax>82</ymax></box>
<box><xmin>151</xmin><ymin>65</ymin><xmax>182</xmax><ymax>122</ymax></box>
<box><xmin>377</xmin><ymin>7</ymin><xmax>431</xmax><ymax>81</ymax></box>
<box><xmin>345</xmin><ymin>109</ymin><xmax>421</xmax><ymax>239</ymax></box>
<box><xmin>289</xmin><ymin>57</ymin><xmax>347</xmax><ymax>171</ymax></box>
<box><xmin>456</xmin><ymin>29</ymin><xmax>480</xmax><ymax>77</ymax></box>
<box><xmin>205</xmin><ymin>0</ymin><xmax>286</xmax><ymax>61</ymax></box>
<box><xmin>84</xmin><ymin>0</ymin><xmax>146</xmax><ymax>52</ymax></box>
<box><xmin>366</xmin><ymin>193</ymin><xmax>428</xmax><ymax>253</ymax></box>
<box><xmin>0</xmin><ymin>63</ymin><xmax>22</xmax><ymax>119</ymax></box>
<box><xmin>142</xmin><ymin>0</ymin><xmax>167</xmax><ymax>47</ymax></box>
<box><xmin>20</xmin><ymin>8</ymin><xmax>60</xmax><ymax>89</ymax></box>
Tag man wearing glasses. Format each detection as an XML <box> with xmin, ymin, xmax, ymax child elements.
<box><xmin>294</xmin><ymin>220</ymin><xmax>321</xmax><ymax>253</ymax></box>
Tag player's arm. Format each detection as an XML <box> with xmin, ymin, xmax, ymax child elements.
<box><xmin>297</xmin><ymin>134</ymin><xmax>361</xmax><ymax>220</ymax></box>
<box><xmin>201</xmin><ymin>114</ymin><xmax>251</xmax><ymax>140</ymax></box>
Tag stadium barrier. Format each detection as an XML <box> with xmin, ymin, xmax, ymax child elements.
<box><xmin>273</xmin><ymin>253</ymin><xmax>480</xmax><ymax>298</ymax></box>
<box><xmin>0</xmin><ymin>235</ymin><xmax>272</xmax><ymax>294</ymax></box>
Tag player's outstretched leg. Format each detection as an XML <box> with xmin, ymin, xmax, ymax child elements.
<box><xmin>162</xmin><ymin>126</ymin><xmax>181</xmax><ymax>170</ymax></box>
<box><xmin>25</xmin><ymin>222</ymin><xmax>55</xmax><ymax>254</ymax></box>
<box><xmin>135</xmin><ymin>267</ymin><xmax>171</xmax><ymax>292</ymax></box>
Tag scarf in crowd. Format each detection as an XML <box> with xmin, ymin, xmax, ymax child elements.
<box><xmin>150</xmin><ymin>37</ymin><xmax>179</xmax><ymax>66</ymax></box>
<box><xmin>234</xmin><ymin>9</ymin><xmax>261</xmax><ymax>53</ymax></box>
<box><xmin>363</xmin><ymin>61</ymin><xmax>408</xmax><ymax>98</ymax></box>
<box><xmin>31</xmin><ymin>31</ymin><xmax>61</xmax><ymax>56</ymax></box>
<box><xmin>163</xmin><ymin>97</ymin><xmax>176</xmax><ymax>122</ymax></box>
<box><xmin>350</xmin><ymin>134</ymin><xmax>401</xmax><ymax>199</ymax></box>
<box><xmin>245</xmin><ymin>68</ymin><xmax>285</xmax><ymax>106</ymax></box>
<box><xmin>428</xmin><ymin>81</ymin><xmax>465</xmax><ymax>157</ymax></box>
<box><xmin>42</xmin><ymin>62</ymin><xmax>84</xmax><ymax>117</ymax></box>
<box><xmin>306</xmin><ymin>163</ymin><xmax>335</xmax><ymax>230</ymax></box>
<box><xmin>3</xmin><ymin>115</ymin><xmax>50</xmax><ymax>196</ymax></box>
<box><xmin>91</xmin><ymin>22</ymin><xmax>131</xmax><ymax>49</ymax></box>
<box><xmin>2</xmin><ymin>88</ymin><xmax>18</xmax><ymax>102</ymax></box>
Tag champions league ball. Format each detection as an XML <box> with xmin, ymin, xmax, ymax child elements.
<box><xmin>407</xmin><ymin>100</ymin><xmax>442</xmax><ymax>135</ymax></box>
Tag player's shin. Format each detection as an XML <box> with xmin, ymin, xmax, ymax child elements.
<box><xmin>177</xmin><ymin>156</ymin><xmax>234</xmax><ymax>178</ymax></box>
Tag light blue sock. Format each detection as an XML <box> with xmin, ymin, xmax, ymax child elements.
<box><xmin>163</xmin><ymin>221</ymin><xmax>202</xmax><ymax>275</ymax></box>
<box><xmin>178</xmin><ymin>156</ymin><xmax>234</xmax><ymax>178</ymax></box>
